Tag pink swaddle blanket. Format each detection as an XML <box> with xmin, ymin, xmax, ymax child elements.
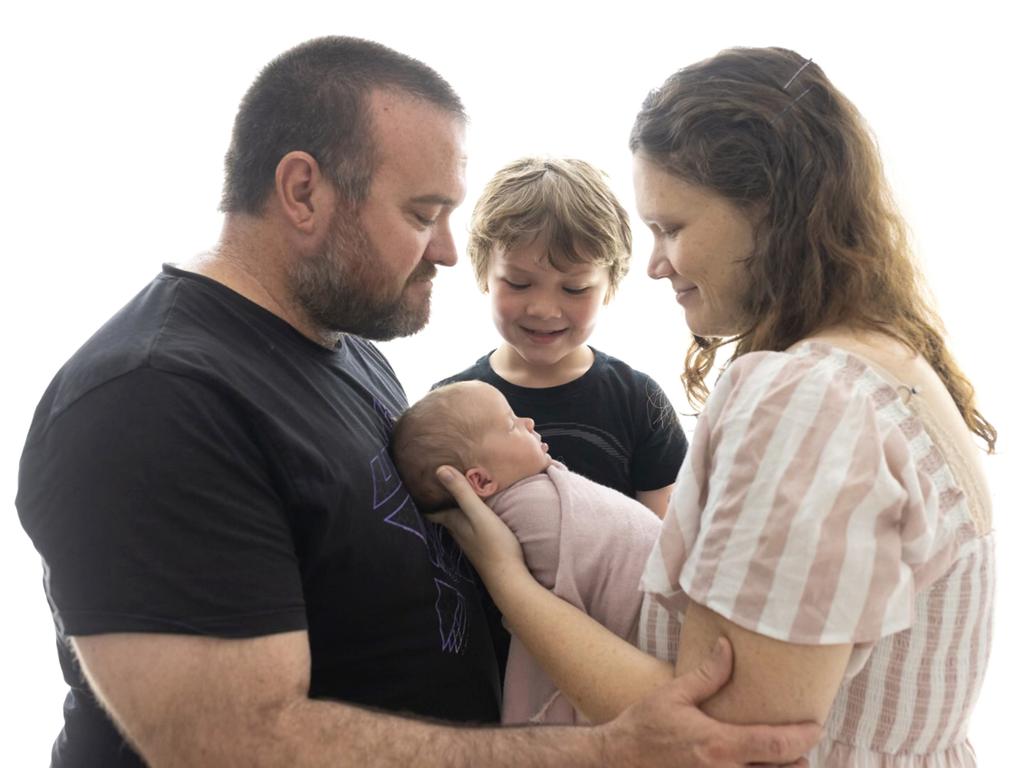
<box><xmin>487</xmin><ymin>461</ymin><xmax>663</xmax><ymax>724</ymax></box>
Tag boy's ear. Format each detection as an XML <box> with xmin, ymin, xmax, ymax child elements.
<box><xmin>465</xmin><ymin>466</ymin><xmax>499</xmax><ymax>498</ymax></box>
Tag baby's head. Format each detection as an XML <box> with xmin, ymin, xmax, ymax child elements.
<box><xmin>391</xmin><ymin>381</ymin><xmax>552</xmax><ymax>511</ymax></box>
<box><xmin>467</xmin><ymin>158</ymin><xmax>632</xmax><ymax>368</ymax></box>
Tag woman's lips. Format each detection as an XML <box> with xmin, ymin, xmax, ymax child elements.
<box><xmin>675</xmin><ymin>285</ymin><xmax>698</xmax><ymax>305</ymax></box>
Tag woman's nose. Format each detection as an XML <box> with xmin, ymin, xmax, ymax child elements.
<box><xmin>647</xmin><ymin>246</ymin><xmax>674</xmax><ymax>279</ymax></box>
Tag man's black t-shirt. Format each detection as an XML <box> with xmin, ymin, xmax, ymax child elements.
<box><xmin>17</xmin><ymin>266</ymin><xmax>500</xmax><ymax>766</ymax></box>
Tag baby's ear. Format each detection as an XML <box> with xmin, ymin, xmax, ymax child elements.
<box><xmin>465</xmin><ymin>466</ymin><xmax>499</xmax><ymax>498</ymax></box>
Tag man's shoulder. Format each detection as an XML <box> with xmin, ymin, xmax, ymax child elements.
<box><xmin>35</xmin><ymin>268</ymin><xmax>363</xmax><ymax>433</ymax></box>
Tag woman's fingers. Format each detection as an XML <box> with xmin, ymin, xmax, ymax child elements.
<box><xmin>435</xmin><ymin>465</ymin><xmax>480</xmax><ymax>509</ymax></box>
<box><xmin>429</xmin><ymin>465</ymin><xmax>527</xmax><ymax>581</ymax></box>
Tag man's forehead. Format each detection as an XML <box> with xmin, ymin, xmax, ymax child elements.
<box><xmin>366</xmin><ymin>88</ymin><xmax>467</xmax><ymax>202</ymax></box>
<box><xmin>367</xmin><ymin>88</ymin><xmax>466</xmax><ymax>148</ymax></box>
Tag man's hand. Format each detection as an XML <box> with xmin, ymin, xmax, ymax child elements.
<box><xmin>600</xmin><ymin>638</ymin><xmax>821</xmax><ymax>768</ymax></box>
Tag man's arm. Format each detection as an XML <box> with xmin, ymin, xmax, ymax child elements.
<box><xmin>72</xmin><ymin>629</ymin><xmax>818</xmax><ymax>768</ymax></box>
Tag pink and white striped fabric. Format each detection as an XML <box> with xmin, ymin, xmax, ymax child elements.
<box><xmin>639</xmin><ymin>342</ymin><xmax>993</xmax><ymax>767</ymax></box>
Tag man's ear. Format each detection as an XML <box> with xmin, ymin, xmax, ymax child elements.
<box><xmin>273</xmin><ymin>150</ymin><xmax>333</xmax><ymax>235</ymax></box>
<box><xmin>465</xmin><ymin>466</ymin><xmax>499</xmax><ymax>499</ymax></box>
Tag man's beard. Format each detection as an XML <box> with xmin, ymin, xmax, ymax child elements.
<box><xmin>289</xmin><ymin>205</ymin><xmax>435</xmax><ymax>341</ymax></box>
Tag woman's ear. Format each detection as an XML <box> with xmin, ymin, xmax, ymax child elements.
<box><xmin>465</xmin><ymin>466</ymin><xmax>499</xmax><ymax>498</ymax></box>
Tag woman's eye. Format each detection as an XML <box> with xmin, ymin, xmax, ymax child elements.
<box><xmin>415</xmin><ymin>213</ymin><xmax>438</xmax><ymax>226</ymax></box>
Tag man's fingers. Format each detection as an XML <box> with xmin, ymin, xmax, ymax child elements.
<box><xmin>674</xmin><ymin>637</ymin><xmax>733</xmax><ymax>705</ymax></box>
<box><xmin>671</xmin><ymin>637</ymin><xmax>820</xmax><ymax>765</ymax></box>
<box><xmin>716</xmin><ymin>720</ymin><xmax>821</xmax><ymax>765</ymax></box>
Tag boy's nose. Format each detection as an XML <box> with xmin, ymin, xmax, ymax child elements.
<box><xmin>526</xmin><ymin>300</ymin><xmax>561</xmax><ymax>319</ymax></box>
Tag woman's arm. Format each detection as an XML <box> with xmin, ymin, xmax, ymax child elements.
<box><xmin>432</xmin><ymin>466</ymin><xmax>672</xmax><ymax>722</ymax></box>
<box><xmin>675</xmin><ymin>602</ymin><xmax>852</xmax><ymax>726</ymax></box>
<box><xmin>490</xmin><ymin>563</ymin><xmax>675</xmax><ymax>722</ymax></box>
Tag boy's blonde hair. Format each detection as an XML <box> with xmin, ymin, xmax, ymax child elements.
<box><xmin>391</xmin><ymin>383</ymin><xmax>487</xmax><ymax>511</ymax></box>
<box><xmin>467</xmin><ymin>157</ymin><xmax>632</xmax><ymax>299</ymax></box>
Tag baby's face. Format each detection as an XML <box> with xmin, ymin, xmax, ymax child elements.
<box><xmin>469</xmin><ymin>383</ymin><xmax>552</xmax><ymax>488</ymax></box>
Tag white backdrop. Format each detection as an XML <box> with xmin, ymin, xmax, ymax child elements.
<box><xmin>2</xmin><ymin>1</ymin><xmax>1020</xmax><ymax>764</ymax></box>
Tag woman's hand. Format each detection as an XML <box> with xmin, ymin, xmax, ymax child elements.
<box><xmin>428</xmin><ymin>465</ymin><xmax>529</xmax><ymax>589</ymax></box>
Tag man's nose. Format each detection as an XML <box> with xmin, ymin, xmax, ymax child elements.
<box><xmin>425</xmin><ymin>220</ymin><xmax>458</xmax><ymax>267</ymax></box>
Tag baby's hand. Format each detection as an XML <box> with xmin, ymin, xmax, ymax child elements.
<box><xmin>428</xmin><ymin>466</ymin><xmax>527</xmax><ymax>587</ymax></box>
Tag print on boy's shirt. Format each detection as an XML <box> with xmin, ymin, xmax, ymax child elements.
<box><xmin>369</xmin><ymin>396</ymin><xmax>472</xmax><ymax>654</ymax></box>
<box><xmin>538</xmin><ymin>421</ymin><xmax>629</xmax><ymax>473</ymax></box>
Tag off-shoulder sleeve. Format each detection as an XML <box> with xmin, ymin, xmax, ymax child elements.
<box><xmin>641</xmin><ymin>348</ymin><xmax>961</xmax><ymax>646</ymax></box>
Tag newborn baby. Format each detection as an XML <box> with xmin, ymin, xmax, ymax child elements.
<box><xmin>391</xmin><ymin>381</ymin><xmax>673</xmax><ymax>724</ymax></box>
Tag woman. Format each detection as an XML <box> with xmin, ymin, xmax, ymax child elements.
<box><xmin>434</xmin><ymin>47</ymin><xmax>995</xmax><ymax>766</ymax></box>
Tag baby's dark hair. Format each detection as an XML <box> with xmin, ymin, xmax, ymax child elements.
<box><xmin>391</xmin><ymin>382</ymin><xmax>489</xmax><ymax>511</ymax></box>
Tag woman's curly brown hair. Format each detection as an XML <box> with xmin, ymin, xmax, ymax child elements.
<box><xmin>630</xmin><ymin>47</ymin><xmax>995</xmax><ymax>452</ymax></box>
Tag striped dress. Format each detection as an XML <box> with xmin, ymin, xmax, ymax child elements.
<box><xmin>639</xmin><ymin>342</ymin><xmax>993</xmax><ymax>767</ymax></box>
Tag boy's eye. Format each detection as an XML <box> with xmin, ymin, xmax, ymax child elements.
<box><xmin>563</xmin><ymin>286</ymin><xmax>590</xmax><ymax>296</ymax></box>
<box><xmin>503</xmin><ymin>279</ymin><xmax>529</xmax><ymax>290</ymax></box>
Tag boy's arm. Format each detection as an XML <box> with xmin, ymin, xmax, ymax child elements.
<box><xmin>636</xmin><ymin>484</ymin><xmax>673</xmax><ymax>518</ymax></box>
<box><xmin>72</xmin><ymin>629</ymin><xmax>818</xmax><ymax>767</ymax></box>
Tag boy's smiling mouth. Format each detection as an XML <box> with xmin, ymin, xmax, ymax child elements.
<box><xmin>522</xmin><ymin>326</ymin><xmax>568</xmax><ymax>342</ymax></box>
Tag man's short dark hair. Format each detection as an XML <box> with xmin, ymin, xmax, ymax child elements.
<box><xmin>220</xmin><ymin>36</ymin><xmax>466</xmax><ymax>214</ymax></box>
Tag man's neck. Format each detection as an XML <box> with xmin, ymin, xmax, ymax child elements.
<box><xmin>183</xmin><ymin>217</ymin><xmax>341</xmax><ymax>349</ymax></box>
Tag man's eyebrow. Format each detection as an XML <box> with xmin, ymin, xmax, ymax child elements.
<box><xmin>409</xmin><ymin>194</ymin><xmax>457</xmax><ymax>206</ymax></box>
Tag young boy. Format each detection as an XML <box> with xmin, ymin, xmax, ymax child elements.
<box><xmin>390</xmin><ymin>381</ymin><xmax>676</xmax><ymax>725</ymax></box>
<box><xmin>434</xmin><ymin>157</ymin><xmax>687</xmax><ymax>519</ymax></box>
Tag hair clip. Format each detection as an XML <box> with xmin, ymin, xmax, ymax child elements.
<box><xmin>782</xmin><ymin>58</ymin><xmax>814</xmax><ymax>91</ymax></box>
<box><xmin>771</xmin><ymin>85</ymin><xmax>812</xmax><ymax>123</ymax></box>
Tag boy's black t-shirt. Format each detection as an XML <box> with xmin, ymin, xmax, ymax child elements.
<box><xmin>435</xmin><ymin>349</ymin><xmax>688</xmax><ymax>498</ymax></box>
<box><xmin>17</xmin><ymin>266</ymin><xmax>500</xmax><ymax>767</ymax></box>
